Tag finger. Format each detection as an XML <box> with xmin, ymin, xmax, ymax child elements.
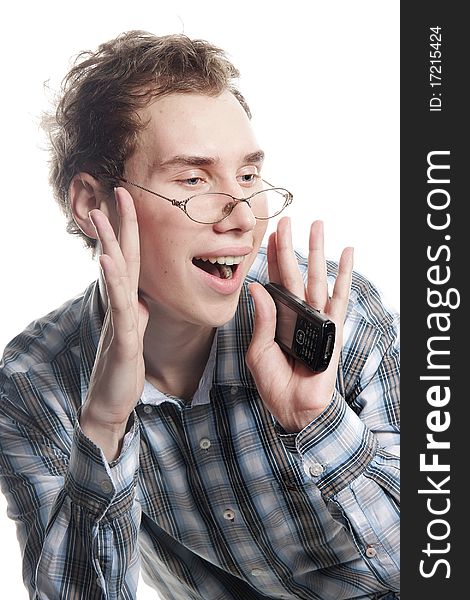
<box><xmin>306</xmin><ymin>220</ymin><xmax>328</xmax><ymax>311</ymax></box>
<box><xmin>246</xmin><ymin>283</ymin><xmax>277</xmax><ymax>359</ymax></box>
<box><xmin>89</xmin><ymin>209</ymin><xmax>127</xmax><ymax>278</ymax></box>
<box><xmin>329</xmin><ymin>247</ymin><xmax>354</xmax><ymax>324</ymax></box>
<box><xmin>136</xmin><ymin>296</ymin><xmax>150</xmax><ymax>342</ymax></box>
<box><xmin>99</xmin><ymin>254</ymin><xmax>140</xmax><ymax>332</ymax></box>
<box><xmin>267</xmin><ymin>231</ymin><xmax>281</xmax><ymax>283</ymax></box>
<box><xmin>115</xmin><ymin>187</ymin><xmax>141</xmax><ymax>291</ymax></box>
<box><xmin>99</xmin><ymin>260</ymin><xmax>149</xmax><ymax>359</ymax></box>
<box><xmin>99</xmin><ymin>254</ymin><xmax>135</xmax><ymax>331</ymax></box>
<box><xmin>274</xmin><ymin>217</ymin><xmax>304</xmax><ymax>297</ymax></box>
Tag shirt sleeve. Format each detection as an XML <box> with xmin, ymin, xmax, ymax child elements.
<box><xmin>277</xmin><ymin>314</ymin><xmax>400</xmax><ymax>590</ymax></box>
<box><xmin>0</xmin><ymin>379</ymin><xmax>142</xmax><ymax>600</ymax></box>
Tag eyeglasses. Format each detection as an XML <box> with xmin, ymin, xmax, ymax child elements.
<box><xmin>117</xmin><ymin>177</ymin><xmax>293</xmax><ymax>224</ymax></box>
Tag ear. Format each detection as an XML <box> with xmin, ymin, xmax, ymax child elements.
<box><xmin>70</xmin><ymin>173</ymin><xmax>116</xmax><ymax>239</ymax></box>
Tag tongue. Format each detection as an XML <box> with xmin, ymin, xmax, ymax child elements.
<box><xmin>217</xmin><ymin>264</ymin><xmax>233</xmax><ymax>279</ymax></box>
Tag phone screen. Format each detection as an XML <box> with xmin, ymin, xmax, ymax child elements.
<box><xmin>275</xmin><ymin>300</ymin><xmax>298</xmax><ymax>348</ymax></box>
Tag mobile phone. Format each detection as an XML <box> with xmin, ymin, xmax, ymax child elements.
<box><xmin>264</xmin><ymin>282</ymin><xmax>336</xmax><ymax>372</ymax></box>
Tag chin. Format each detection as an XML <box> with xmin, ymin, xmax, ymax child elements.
<box><xmin>200</xmin><ymin>299</ymin><xmax>240</xmax><ymax>328</ymax></box>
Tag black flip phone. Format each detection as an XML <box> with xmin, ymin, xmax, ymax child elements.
<box><xmin>264</xmin><ymin>282</ymin><xmax>336</xmax><ymax>373</ymax></box>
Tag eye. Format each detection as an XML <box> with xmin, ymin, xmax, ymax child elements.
<box><xmin>182</xmin><ymin>177</ymin><xmax>204</xmax><ymax>186</ymax></box>
<box><xmin>238</xmin><ymin>173</ymin><xmax>259</xmax><ymax>186</ymax></box>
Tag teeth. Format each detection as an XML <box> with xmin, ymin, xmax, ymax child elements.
<box><xmin>196</xmin><ymin>255</ymin><xmax>244</xmax><ymax>265</ymax></box>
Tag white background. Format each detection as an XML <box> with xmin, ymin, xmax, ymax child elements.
<box><xmin>0</xmin><ymin>1</ymin><xmax>399</xmax><ymax>597</ymax></box>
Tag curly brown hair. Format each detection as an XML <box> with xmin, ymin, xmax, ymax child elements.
<box><xmin>42</xmin><ymin>30</ymin><xmax>251</xmax><ymax>250</ymax></box>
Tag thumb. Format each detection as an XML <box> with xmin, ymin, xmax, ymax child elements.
<box><xmin>248</xmin><ymin>282</ymin><xmax>277</xmax><ymax>353</ymax></box>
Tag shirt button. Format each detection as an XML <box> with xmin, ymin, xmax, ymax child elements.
<box><xmin>199</xmin><ymin>438</ymin><xmax>211</xmax><ymax>450</ymax></box>
<box><xmin>230</xmin><ymin>386</ymin><xmax>238</xmax><ymax>395</ymax></box>
<box><xmin>251</xmin><ymin>568</ymin><xmax>264</xmax><ymax>577</ymax></box>
<box><xmin>143</xmin><ymin>405</ymin><xmax>153</xmax><ymax>414</ymax></box>
<box><xmin>309</xmin><ymin>463</ymin><xmax>324</xmax><ymax>477</ymax></box>
<box><xmin>365</xmin><ymin>545</ymin><xmax>377</xmax><ymax>558</ymax></box>
<box><xmin>223</xmin><ymin>509</ymin><xmax>235</xmax><ymax>521</ymax></box>
<box><xmin>100</xmin><ymin>480</ymin><xmax>113</xmax><ymax>494</ymax></box>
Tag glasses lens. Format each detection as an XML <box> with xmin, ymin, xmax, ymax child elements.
<box><xmin>186</xmin><ymin>189</ymin><xmax>291</xmax><ymax>223</ymax></box>
<box><xmin>250</xmin><ymin>188</ymin><xmax>291</xmax><ymax>220</ymax></box>
<box><xmin>185</xmin><ymin>194</ymin><xmax>234</xmax><ymax>224</ymax></box>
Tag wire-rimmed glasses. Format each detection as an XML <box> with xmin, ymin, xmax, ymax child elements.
<box><xmin>117</xmin><ymin>177</ymin><xmax>293</xmax><ymax>224</ymax></box>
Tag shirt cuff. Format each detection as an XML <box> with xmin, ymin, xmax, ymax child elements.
<box><xmin>65</xmin><ymin>414</ymin><xmax>140</xmax><ymax>521</ymax></box>
<box><xmin>278</xmin><ymin>391</ymin><xmax>378</xmax><ymax>499</ymax></box>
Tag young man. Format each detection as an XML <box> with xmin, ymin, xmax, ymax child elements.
<box><xmin>0</xmin><ymin>31</ymin><xmax>400</xmax><ymax>599</ymax></box>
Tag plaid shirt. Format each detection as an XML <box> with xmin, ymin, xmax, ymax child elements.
<box><xmin>0</xmin><ymin>248</ymin><xmax>400</xmax><ymax>600</ymax></box>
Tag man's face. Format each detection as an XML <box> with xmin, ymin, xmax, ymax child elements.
<box><xmin>122</xmin><ymin>91</ymin><xmax>268</xmax><ymax>328</ymax></box>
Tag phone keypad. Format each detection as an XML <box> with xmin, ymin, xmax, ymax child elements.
<box><xmin>293</xmin><ymin>319</ymin><xmax>318</xmax><ymax>364</ymax></box>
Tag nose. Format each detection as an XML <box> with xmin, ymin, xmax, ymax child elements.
<box><xmin>213</xmin><ymin>197</ymin><xmax>257</xmax><ymax>233</ymax></box>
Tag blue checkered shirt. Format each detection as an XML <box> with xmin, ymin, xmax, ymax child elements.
<box><xmin>0</xmin><ymin>248</ymin><xmax>400</xmax><ymax>599</ymax></box>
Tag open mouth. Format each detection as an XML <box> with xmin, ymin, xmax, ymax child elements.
<box><xmin>192</xmin><ymin>255</ymin><xmax>244</xmax><ymax>280</ymax></box>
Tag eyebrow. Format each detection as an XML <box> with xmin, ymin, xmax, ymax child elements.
<box><xmin>158</xmin><ymin>150</ymin><xmax>265</xmax><ymax>169</ymax></box>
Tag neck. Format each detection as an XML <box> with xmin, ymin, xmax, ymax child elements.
<box><xmin>143</xmin><ymin>305</ymin><xmax>216</xmax><ymax>401</ymax></box>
